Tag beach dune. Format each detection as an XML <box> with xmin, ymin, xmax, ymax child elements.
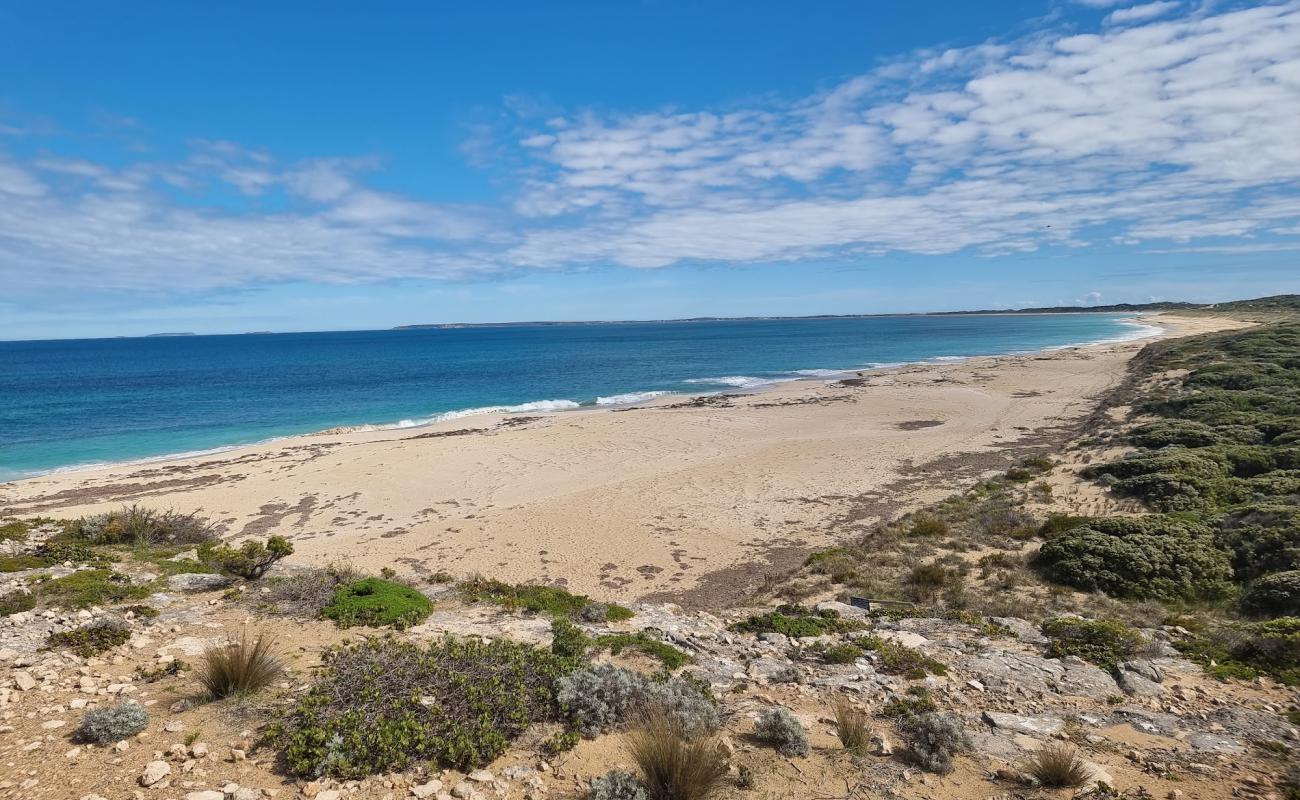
<box><xmin>0</xmin><ymin>314</ymin><xmax>1246</xmax><ymax>608</ymax></box>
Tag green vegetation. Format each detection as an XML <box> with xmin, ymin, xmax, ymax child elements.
<box><xmin>72</xmin><ymin>505</ymin><xmax>216</xmax><ymax>547</ymax></box>
<box><xmin>1175</xmin><ymin>616</ymin><xmax>1300</xmax><ymax>685</ymax></box>
<box><xmin>1241</xmin><ymin>571</ymin><xmax>1300</xmax><ymax>617</ymax></box>
<box><xmin>35</xmin><ymin>569</ymin><xmax>155</xmax><ymax>608</ymax></box>
<box><xmin>0</xmin><ymin>590</ymin><xmax>35</xmax><ymax>616</ymax></box>
<box><xmin>880</xmin><ymin>686</ymin><xmax>937</xmax><ymax>718</ymax></box>
<box><xmin>812</xmin><ymin>641</ymin><xmax>864</xmax><ymax>664</ymax></box>
<box><xmin>593</xmin><ymin>631</ymin><xmax>693</xmax><ymax>670</ymax></box>
<box><xmin>896</xmin><ymin>712</ymin><xmax>969</xmax><ymax>774</ymax></box>
<box><xmin>275</xmin><ymin>636</ymin><xmax>571</xmax><ymax>777</ymax></box>
<box><xmin>45</xmin><ymin>619</ymin><xmax>131</xmax><ymax>657</ymax></box>
<box><xmin>754</xmin><ymin>707</ymin><xmax>809</xmax><ymax>757</ymax></box>
<box><xmin>729</xmin><ymin>604</ymin><xmax>865</xmax><ymax>638</ymax></box>
<box><xmin>74</xmin><ymin>702</ymin><xmax>148</xmax><ymax>744</ymax></box>
<box><xmin>320</xmin><ymin>577</ymin><xmax>434</xmax><ymax>629</ymax></box>
<box><xmin>855</xmin><ymin>636</ymin><xmax>947</xmax><ymax>678</ymax></box>
<box><xmin>200</xmin><ymin>535</ymin><xmax>293</xmax><ymax>579</ymax></box>
<box><xmin>0</xmin><ymin>519</ymin><xmax>29</xmax><ymax>542</ymax></box>
<box><xmin>1041</xmin><ymin>617</ymin><xmax>1141</xmax><ymax>670</ymax></box>
<box><xmin>458</xmin><ymin>576</ymin><xmax>633</xmax><ymax>621</ymax></box>
<box><xmin>1036</xmin><ymin>516</ymin><xmax>1234</xmax><ymax>601</ymax></box>
<box><xmin>0</xmin><ymin>554</ymin><xmax>47</xmax><ymax>572</ymax></box>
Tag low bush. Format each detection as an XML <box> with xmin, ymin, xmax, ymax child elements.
<box><xmin>589</xmin><ymin>771</ymin><xmax>650</xmax><ymax>800</ymax></box>
<box><xmin>856</xmin><ymin>636</ymin><xmax>947</xmax><ymax>678</ymax></box>
<box><xmin>908</xmin><ymin>515</ymin><xmax>948</xmax><ymax>537</ymax></box>
<box><xmin>74</xmin><ymin>701</ymin><xmax>148</xmax><ymax>744</ymax></box>
<box><xmin>551</xmin><ymin>617</ymin><xmax>591</xmax><ymax>658</ymax></box>
<box><xmin>321</xmin><ymin>577</ymin><xmax>434</xmax><ymax>629</ymax></box>
<box><xmin>199</xmin><ymin>631</ymin><xmax>284</xmax><ymax>699</ymax></box>
<box><xmin>628</xmin><ymin>711</ymin><xmax>729</xmax><ymax>800</ymax></box>
<box><xmin>0</xmin><ymin>590</ymin><xmax>35</xmax><ymax>616</ymax></box>
<box><xmin>557</xmin><ymin>664</ymin><xmax>718</xmax><ymax>739</ymax></box>
<box><xmin>1036</xmin><ymin>518</ymin><xmax>1233</xmax><ymax>601</ymax></box>
<box><xmin>37</xmin><ymin>569</ymin><xmax>155</xmax><ymax>608</ymax></box>
<box><xmin>0</xmin><ymin>519</ymin><xmax>28</xmax><ymax>542</ymax></box>
<box><xmin>813</xmin><ymin>642</ymin><xmax>864</xmax><ymax>664</ymax></box>
<box><xmin>754</xmin><ymin>707</ymin><xmax>809</xmax><ymax>757</ymax></box>
<box><xmin>1041</xmin><ymin>617</ymin><xmax>1141</xmax><ymax>670</ymax></box>
<box><xmin>250</xmin><ymin>564</ymin><xmax>362</xmax><ymax>616</ymax></box>
<box><xmin>729</xmin><ymin>605</ymin><xmax>864</xmax><ymax>638</ymax></box>
<box><xmin>73</xmin><ymin>505</ymin><xmax>216</xmax><ymax>547</ymax></box>
<box><xmin>201</xmin><ymin>535</ymin><xmax>293</xmax><ymax>579</ymax></box>
<box><xmin>458</xmin><ymin>576</ymin><xmax>633</xmax><ymax>621</ymax></box>
<box><xmin>1241</xmin><ymin>571</ymin><xmax>1300</xmax><ymax>617</ymax></box>
<box><xmin>1025</xmin><ymin>743</ymin><xmax>1095</xmax><ymax>787</ymax></box>
<box><xmin>0</xmin><ymin>554</ymin><xmax>47</xmax><ymax>572</ymax></box>
<box><xmin>880</xmin><ymin>686</ymin><xmax>936</xmax><ymax>718</ymax></box>
<box><xmin>275</xmin><ymin>636</ymin><xmax>570</xmax><ymax>777</ymax></box>
<box><xmin>593</xmin><ymin>632</ymin><xmax>692</xmax><ymax>670</ymax></box>
<box><xmin>46</xmin><ymin>619</ymin><xmax>131</xmax><ymax>657</ymax></box>
<box><xmin>896</xmin><ymin>712</ymin><xmax>968</xmax><ymax>774</ymax></box>
<box><xmin>832</xmin><ymin>700</ymin><xmax>869</xmax><ymax>754</ymax></box>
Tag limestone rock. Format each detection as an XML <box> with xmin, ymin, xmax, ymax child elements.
<box><xmin>140</xmin><ymin>760</ymin><xmax>171</xmax><ymax>787</ymax></box>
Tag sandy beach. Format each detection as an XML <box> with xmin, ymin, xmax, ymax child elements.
<box><xmin>0</xmin><ymin>314</ymin><xmax>1247</xmax><ymax>607</ymax></box>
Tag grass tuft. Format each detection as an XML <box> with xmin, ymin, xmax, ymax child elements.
<box><xmin>832</xmin><ymin>699</ymin><xmax>870</xmax><ymax>755</ymax></box>
<box><xmin>199</xmin><ymin>631</ymin><xmax>284</xmax><ymax>699</ymax></box>
<box><xmin>1024</xmin><ymin>742</ymin><xmax>1094</xmax><ymax>788</ymax></box>
<box><xmin>628</xmin><ymin>710</ymin><xmax>729</xmax><ymax>800</ymax></box>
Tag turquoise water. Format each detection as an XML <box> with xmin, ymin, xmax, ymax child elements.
<box><xmin>0</xmin><ymin>314</ymin><xmax>1154</xmax><ymax>481</ymax></box>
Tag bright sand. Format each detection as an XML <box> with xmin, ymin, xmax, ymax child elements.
<box><xmin>0</xmin><ymin>314</ymin><xmax>1248</xmax><ymax>607</ymax></box>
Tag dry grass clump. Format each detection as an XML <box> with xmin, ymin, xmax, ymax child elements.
<box><xmin>1024</xmin><ymin>742</ymin><xmax>1094</xmax><ymax>788</ymax></box>
<box><xmin>627</xmin><ymin>711</ymin><xmax>729</xmax><ymax>800</ymax></box>
<box><xmin>832</xmin><ymin>700</ymin><xmax>870</xmax><ymax>754</ymax></box>
<box><xmin>199</xmin><ymin>631</ymin><xmax>284</xmax><ymax>699</ymax></box>
<box><xmin>249</xmin><ymin>563</ymin><xmax>361</xmax><ymax>616</ymax></box>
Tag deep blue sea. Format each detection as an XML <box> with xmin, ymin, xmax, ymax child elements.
<box><xmin>0</xmin><ymin>314</ymin><xmax>1155</xmax><ymax>481</ymax></box>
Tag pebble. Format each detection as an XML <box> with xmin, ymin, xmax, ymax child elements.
<box><xmin>140</xmin><ymin>759</ymin><xmax>171</xmax><ymax>787</ymax></box>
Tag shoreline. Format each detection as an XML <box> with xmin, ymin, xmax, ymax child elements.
<box><xmin>0</xmin><ymin>313</ymin><xmax>1249</xmax><ymax>609</ymax></box>
<box><xmin>1</xmin><ymin>314</ymin><xmax>1162</xmax><ymax>484</ymax></box>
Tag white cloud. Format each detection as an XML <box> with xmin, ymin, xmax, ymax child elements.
<box><xmin>502</xmin><ymin>1</ymin><xmax>1300</xmax><ymax>269</ymax></box>
<box><xmin>1</xmin><ymin>1</ymin><xmax>1298</xmax><ymax>298</ymax></box>
<box><xmin>1105</xmin><ymin>2</ymin><xmax>1181</xmax><ymax>25</ymax></box>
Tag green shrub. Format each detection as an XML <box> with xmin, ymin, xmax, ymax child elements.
<box><xmin>754</xmin><ymin>707</ymin><xmax>808</xmax><ymax>757</ymax></box>
<box><xmin>1241</xmin><ymin>571</ymin><xmax>1300</xmax><ymax>617</ymax></box>
<box><xmin>0</xmin><ymin>555</ymin><xmax>47</xmax><ymax>572</ymax></box>
<box><xmin>74</xmin><ymin>701</ymin><xmax>148</xmax><ymax>744</ymax></box>
<box><xmin>275</xmin><ymin>636</ymin><xmax>571</xmax><ymax>777</ymax></box>
<box><xmin>1039</xmin><ymin>514</ymin><xmax>1091</xmax><ymax>536</ymax></box>
<box><xmin>458</xmin><ymin>576</ymin><xmax>633</xmax><ymax>620</ymax></box>
<box><xmin>814</xmin><ymin>642</ymin><xmax>864</xmax><ymax>664</ymax></box>
<box><xmin>0</xmin><ymin>520</ymin><xmax>28</xmax><ymax>542</ymax></box>
<box><xmin>1036</xmin><ymin>518</ymin><xmax>1233</xmax><ymax>601</ymax></box>
<box><xmin>45</xmin><ymin>619</ymin><xmax>131</xmax><ymax>657</ymax></box>
<box><xmin>1041</xmin><ymin>617</ymin><xmax>1141</xmax><ymax>670</ymax></box>
<box><xmin>551</xmin><ymin>617</ymin><xmax>591</xmax><ymax>658</ymax></box>
<box><xmin>0</xmin><ymin>590</ymin><xmax>35</xmax><ymax>616</ymax></box>
<box><xmin>856</xmin><ymin>636</ymin><xmax>947</xmax><ymax>678</ymax></box>
<box><xmin>37</xmin><ymin>569</ymin><xmax>155</xmax><ymax>608</ymax></box>
<box><xmin>729</xmin><ymin>605</ymin><xmax>864</xmax><ymax>638</ymax></box>
<box><xmin>202</xmin><ymin>535</ymin><xmax>293</xmax><ymax>579</ymax></box>
<box><xmin>1217</xmin><ymin>506</ymin><xmax>1300</xmax><ymax>580</ymax></box>
<box><xmin>880</xmin><ymin>686</ymin><xmax>936</xmax><ymax>718</ymax></box>
<box><xmin>593</xmin><ymin>632</ymin><xmax>692</xmax><ymax>670</ymax></box>
<box><xmin>321</xmin><ymin>578</ymin><xmax>434</xmax><ymax>629</ymax></box>
<box><xmin>1128</xmin><ymin>420</ymin><xmax>1223</xmax><ymax>448</ymax></box>
<box><xmin>909</xmin><ymin>515</ymin><xmax>948</xmax><ymax>537</ymax></box>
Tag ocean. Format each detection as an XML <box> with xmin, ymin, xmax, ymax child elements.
<box><xmin>0</xmin><ymin>313</ymin><xmax>1156</xmax><ymax>481</ymax></box>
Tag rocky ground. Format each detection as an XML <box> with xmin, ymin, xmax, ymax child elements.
<box><xmin>2</xmin><ymin>548</ymin><xmax>1296</xmax><ymax>800</ymax></box>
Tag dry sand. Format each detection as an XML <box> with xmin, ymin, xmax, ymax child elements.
<box><xmin>0</xmin><ymin>314</ymin><xmax>1249</xmax><ymax>608</ymax></box>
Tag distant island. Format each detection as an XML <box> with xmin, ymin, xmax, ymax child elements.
<box><xmin>144</xmin><ymin>332</ymin><xmax>198</xmax><ymax>337</ymax></box>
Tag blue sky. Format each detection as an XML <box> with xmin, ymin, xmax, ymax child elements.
<box><xmin>1</xmin><ymin>0</ymin><xmax>1298</xmax><ymax>339</ymax></box>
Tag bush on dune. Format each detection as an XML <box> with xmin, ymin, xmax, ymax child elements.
<box><xmin>321</xmin><ymin>577</ymin><xmax>434</xmax><ymax>629</ymax></box>
<box><xmin>275</xmin><ymin>636</ymin><xmax>570</xmax><ymax>777</ymax></box>
<box><xmin>557</xmin><ymin>663</ymin><xmax>718</xmax><ymax>740</ymax></box>
<box><xmin>1241</xmin><ymin>571</ymin><xmax>1300</xmax><ymax>617</ymax></box>
<box><xmin>201</xmin><ymin>535</ymin><xmax>293</xmax><ymax>579</ymax></box>
<box><xmin>73</xmin><ymin>505</ymin><xmax>216</xmax><ymax>547</ymax></box>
